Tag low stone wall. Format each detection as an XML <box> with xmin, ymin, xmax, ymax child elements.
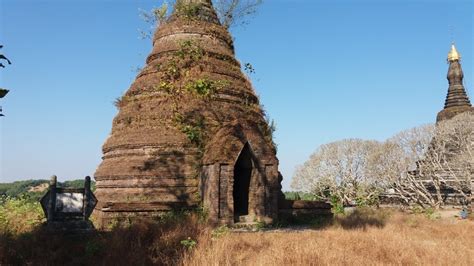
<box><xmin>279</xmin><ymin>200</ymin><xmax>332</xmax><ymax>221</ymax></box>
<box><xmin>379</xmin><ymin>190</ymin><xmax>471</xmax><ymax>208</ymax></box>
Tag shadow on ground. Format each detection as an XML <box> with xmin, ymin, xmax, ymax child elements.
<box><xmin>0</xmin><ymin>213</ymin><xmax>206</xmax><ymax>266</ymax></box>
<box><xmin>335</xmin><ymin>208</ymin><xmax>389</xmax><ymax>230</ymax></box>
<box><xmin>272</xmin><ymin>207</ymin><xmax>390</xmax><ymax>231</ymax></box>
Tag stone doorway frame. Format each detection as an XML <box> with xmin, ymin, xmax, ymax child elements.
<box><xmin>202</xmin><ymin>141</ymin><xmax>267</xmax><ymax>225</ymax></box>
<box><xmin>232</xmin><ymin>142</ymin><xmax>258</xmax><ymax>223</ymax></box>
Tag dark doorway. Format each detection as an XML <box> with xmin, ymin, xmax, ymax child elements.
<box><xmin>233</xmin><ymin>144</ymin><xmax>253</xmax><ymax>221</ymax></box>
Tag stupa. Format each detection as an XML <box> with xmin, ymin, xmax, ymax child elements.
<box><xmin>436</xmin><ymin>44</ymin><xmax>473</xmax><ymax>122</ymax></box>
<box><xmin>94</xmin><ymin>0</ymin><xmax>283</xmax><ymax>226</ymax></box>
<box><xmin>413</xmin><ymin>44</ymin><xmax>473</xmax><ymax>207</ymax></box>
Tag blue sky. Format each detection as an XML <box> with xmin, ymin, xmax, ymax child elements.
<box><xmin>0</xmin><ymin>0</ymin><xmax>472</xmax><ymax>191</ymax></box>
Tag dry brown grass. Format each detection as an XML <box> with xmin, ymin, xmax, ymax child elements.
<box><xmin>183</xmin><ymin>209</ymin><xmax>474</xmax><ymax>266</ymax></box>
<box><xmin>0</xmin><ymin>213</ymin><xmax>208</xmax><ymax>265</ymax></box>
<box><xmin>1</xmin><ymin>207</ymin><xmax>472</xmax><ymax>265</ymax></box>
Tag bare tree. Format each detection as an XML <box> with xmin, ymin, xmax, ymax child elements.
<box><xmin>379</xmin><ymin>114</ymin><xmax>473</xmax><ymax>210</ymax></box>
<box><xmin>292</xmin><ymin>115</ymin><xmax>472</xmax><ymax>211</ymax></box>
<box><xmin>139</xmin><ymin>0</ymin><xmax>263</xmax><ymax>38</ymax></box>
<box><xmin>213</xmin><ymin>0</ymin><xmax>263</xmax><ymax>28</ymax></box>
<box><xmin>291</xmin><ymin>139</ymin><xmax>382</xmax><ymax>206</ymax></box>
<box><xmin>367</xmin><ymin>124</ymin><xmax>436</xmax><ymax>208</ymax></box>
<box><xmin>414</xmin><ymin>113</ymin><xmax>473</xmax><ymax>209</ymax></box>
<box><xmin>291</xmin><ymin>125</ymin><xmax>436</xmax><ymax>208</ymax></box>
<box><xmin>0</xmin><ymin>45</ymin><xmax>11</xmax><ymax>68</ymax></box>
<box><xmin>139</xmin><ymin>3</ymin><xmax>170</xmax><ymax>39</ymax></box>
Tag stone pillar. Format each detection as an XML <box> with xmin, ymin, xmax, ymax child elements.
<box><xmin>264</xmin><ymin>165</ymin><xmax>279</xmax><ymax>221</ymax></box>
<box><xmin>202</xmin><ymin>164</ymin><xmax>221</xmax><ymax>224</ymax></box>
<box><xmin>219</xmin><ymin>164</ymin><xmax>233</xmax><ymax>224</ymax></box>
<box><xmin>47</xmin><ymin>175</ymin><xmax>57</xmax><ymax>222</ymax></box>
<box><xmin>84</xmin><ymin>176</ymin><xmax>91</xmax><ymax>221</ymax></box>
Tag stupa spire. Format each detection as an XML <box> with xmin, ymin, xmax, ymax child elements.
<box><xmin>437</xmin><ymin>43</ymin><xmax>473</xmax><ymax>122</ymax></box>
<box><xmin>447</xmin><ymin>43</ymin><xmax>461</xmax><ymax>62</ymax></box>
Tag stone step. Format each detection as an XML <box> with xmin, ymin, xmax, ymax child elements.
<box><xmin>232</xmin><ymin>222</ymin><xmax>262</xmax><ymax>232</ymax></box>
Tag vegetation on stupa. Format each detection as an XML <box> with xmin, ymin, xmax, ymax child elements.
<box><xmin>138</xmin><ymin>0</ymin><xmax>264</xmax><ymax>37</ymax></box>
<box><xmin>115</xmin><ymin>24</ymin><xmax>276</xmax><ymax>158</ymax></box>
<box><xmin>115</xmin><ymin>3</ymin><xmax>277</xmax><ymax>155</ymax></box>
<box><xmin>92</xmin><ymin>0</ymin><xmax>282</xmax><ymax>227</ymax></box>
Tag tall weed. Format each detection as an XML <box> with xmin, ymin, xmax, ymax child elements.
<box><xmin>0</xmin><ymin>196</ymin><xmax>44</xmax><ymax>234</ymax></box>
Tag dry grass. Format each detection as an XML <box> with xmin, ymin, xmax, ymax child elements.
<box><xmin>183</xmin><ymin>209</ymin><xmax>474</xmax><ymax>266</ymax></box>
<box><xmin>0</xmin><ymin>213</ymin><xmax>208</xmax><ymax>265</ymax></box>
<box><xmin>1</xmin><ymin>207</ymin><xmax>472</xmax><ymax>265</ymax></box>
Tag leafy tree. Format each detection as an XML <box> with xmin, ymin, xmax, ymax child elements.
<box><xmin>0</xmin><ymin>180</ymin><xmax>48</xmax><ymax>198</ymax></box>
<box><xmin>0</xmin><ymin>179</ymin><xmax>96</xmax><ymax>200</ymax></box>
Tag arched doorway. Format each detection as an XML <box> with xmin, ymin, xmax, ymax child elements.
<box><xmin>233</xmin><ymin>143</ymin><xmax>253</xmax><ymax>222</ymax></box>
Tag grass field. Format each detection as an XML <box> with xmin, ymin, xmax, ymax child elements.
<box><xmin>183</xmin><ymin>209</ymin><xmax>473</xmax><ymax>266</ymax></box>
<box><xmin>1</xmin><ymin>204</ymin><xmax>472</xmax><ymax>265</ymax></box>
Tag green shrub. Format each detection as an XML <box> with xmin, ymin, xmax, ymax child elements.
<box><xmin>424</xmin><ymin>207</ymin><xmax>441</xmax><ymax>220</ymax></box>
<box><xmin>175</xmin><ymin>40</ymin><xmax>203</xmax><ymax>61</ymax></box>
<box><xmin>0</xmin><ymin>196</ymin><xmax>45</xmax><ymax>234</ymax></box>
<box><xmin>175</xmin><ymin>2</ymin><xmax>202</xmax><ymax>20</ymax></box>
<box><xmin>185</xmin><ymin>79</ymin><xmax>215</xmax><ymax>97</ymax></box>
<box><xmin>211</xmin><ymin>225</ymin><xmax>229</xmax><ymax>239</ymax></box>
<box><xmin>330</xmin><ymin>195</ymin><xmax>345</xmax><ymax>214</ymax></box>
<box><xmin>355</xmin><ymin>192</ymin><xmax>380</xmax><ymax>207</ymax></box>
<box><xmin>180</xmin><ymin>237</ymin><xmax>197</xmax><ymax>250</ymax></box>
<box><xmin>173</xmin><ymin>114</ymin><xmax>206</xmax><ymax>147</ymax></box>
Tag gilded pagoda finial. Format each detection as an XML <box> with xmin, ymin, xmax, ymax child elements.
<box><xmin>447</xmin><ymin>43</ymin><xmax>461</xmax><ymax>62</ymax></box>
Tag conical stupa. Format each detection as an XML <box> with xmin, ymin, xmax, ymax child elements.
<box><xmin>94</xmin><ymin>0</ymin><xmax>283</xmax><ymax>226</ymax></box>
<box><xmin>436</xmin><ymin>43</ymin><xmax>473</xmax><ymax>122</ymax></box>
<box><xmin>412</xmin><ymin>44</ymin><xmax>473</xmax><ymax>207</ymax></box>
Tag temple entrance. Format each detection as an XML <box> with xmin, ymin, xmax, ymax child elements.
<box><xmin>233</xmin><ymin>144</ymin><xmax>253</xmax><ymax>222</ymax></box>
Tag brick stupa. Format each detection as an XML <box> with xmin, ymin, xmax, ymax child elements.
<box><xmin>94</xmin><ymin>0</ymin><xmax>283</xmax><ymax>226</ymax></box>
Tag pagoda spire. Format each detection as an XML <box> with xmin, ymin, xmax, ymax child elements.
<box><xmin>437</xmin><ymin>43</ymin><xmax>473</xmax><ymax>122</ymax></box>
<box><xmin>447</xmin><ymin>43</ymin><xmax>461</xmax><ymax>62</ymax></box>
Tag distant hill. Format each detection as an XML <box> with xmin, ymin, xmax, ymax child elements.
<box><xmin>0</xmin><ymin>179</ymin><xmax>96</xmax><ymax>201</ymax></box>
